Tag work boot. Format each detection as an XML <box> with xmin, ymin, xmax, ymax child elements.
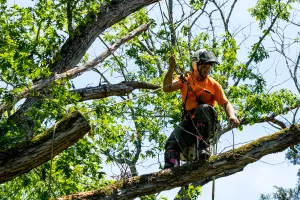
<box><xmin>164</xmin><ymin>150</ymin><xmax>180</xmax><ymax>169</ymax></box>
<box><xmin>164</xmin><ymin>162</ymin><xmax>176</xmax><ymax>169</ymax></box>
<box><xmin>198</xmin><ymin>148</ymin><xmax>210</xmax><ymax>160</ymax></box>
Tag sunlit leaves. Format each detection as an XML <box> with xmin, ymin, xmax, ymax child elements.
<box><xmin>248</xmin><ymin>0</ymin><xmax>294</xmax><ymax>28</ymax></box>
<box><xmin>1</xmin><ymin>0</ymin><xmax>300</xmax><ymax>198</ymax></box>
<box><xmin>175</xmin><ymin>185</ymin><xmax>202</xmax><ymax>200</ymax></box>
<box><xmin>236</xmin><ymin>88</ymin><xmax>300</xmax><ymax>124</ymax></box>
<box><xmin>0</xmin><ymin>137</ymin><xmax>106</xmax><ymax>199</ymax></box>
<box><xmin>189</xmin><ymin>0</ymin><xmax>204</xmax><ymax>10</ymax></box>
<box><xmin>259</xmin><ymin>179</ymin><xmax>300</xmax><ymax>200</ymax></box>
<box><xmin>249</xmin><ymin>43</ymin><xmax>269</xmax><ymax>63</ymax></box>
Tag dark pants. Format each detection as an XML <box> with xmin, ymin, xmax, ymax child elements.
<box><xmin>164</xmin><ymin>104</ymin><xmax>217</xmax><ymax>168</ymax></box>
<box><xmin>164</xmin><ymin>117</ymin><xmax>209</xmax><ymax>162</ymax></box>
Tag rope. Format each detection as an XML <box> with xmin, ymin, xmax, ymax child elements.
<box><xmin>212</xmin><ymin>133</ymin><xmax>218</xmax><ymax>200</ymax></box>
<box><xmin>174</xmin><ymin>104</ymin><xmax>216</xmax><ymax>162</ymax></box>
<box><xmin>48</xmin><ymin>123</ymin><xmax>57</xmax><ymax>198</ymax></box>
<box><xmin>232</xmin><ymin>128</ymin><xmax>235</xmax><ymax>156</ymax></box>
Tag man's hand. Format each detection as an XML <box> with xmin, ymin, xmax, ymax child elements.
<box><xmin>229</xmin><ymin>116</ymin><xmax>240</xmax><ymax>128</ymax></box>
<box><xmin>221</xmin><ymin>102</ymin><xmax>240</xmax><ymax>128</ymax></box>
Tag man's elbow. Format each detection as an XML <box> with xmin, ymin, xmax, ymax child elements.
<box><xmin>221</xmin><ymin>101</ymin><xmax>229</xmax><ymax>110</ymax></box>
<box><xmin>163</xmin><ymin>87</ymin><xmax>171</xmax><ymax>92</ymax></box>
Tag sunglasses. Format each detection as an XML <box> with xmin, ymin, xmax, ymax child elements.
<box><xmin>197</xmin><ymin>62</ymin><xmax>214</xmax><ymax>66</ymax></box>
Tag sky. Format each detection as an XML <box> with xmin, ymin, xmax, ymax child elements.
<box><xmin>6</xmin><ymin>0</ymin><xmax>300</xmax><ymax>200</ymax></box>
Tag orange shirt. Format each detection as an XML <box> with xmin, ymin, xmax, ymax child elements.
<box><xmin>175</xmin><ymin>73</ymin><xmax>228</xmax><ymax>110</ymax></box>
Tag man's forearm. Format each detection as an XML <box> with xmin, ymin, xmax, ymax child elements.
<box><xmin>163</xmin><ymin>69</ymin><xmax>174</xmax><ymax>92</ymax></box>
<box><xmin>223</xmin><ymin>102</ymin><xmax>236</xmax><ymax>119</ymax></box>
<box><xmin>222</xmin><ymin>101</ymin><xmax>240</xmax><ymax>127</ymax></box>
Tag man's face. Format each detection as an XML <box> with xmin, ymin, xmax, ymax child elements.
<box><xmin>197</xmin><ymin>63</ymin><xmax>212</xmax><ymax>77</ymax></box>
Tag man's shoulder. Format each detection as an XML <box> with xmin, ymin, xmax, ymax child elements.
<box><xmin>207</xmin><ymin>76</ymin><xmax>219</xmax><ymax>85</ymax></box>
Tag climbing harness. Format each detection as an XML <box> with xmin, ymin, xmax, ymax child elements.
<box><xmin>174</xmin><ymin>72</ymin><xmax>218</xmax><ymax>163</ymax></box>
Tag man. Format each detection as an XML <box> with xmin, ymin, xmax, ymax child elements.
<box><xmin>163</xmin><ymin>49</ymin><xmax>240</xmax><ymax>169</ymax></box>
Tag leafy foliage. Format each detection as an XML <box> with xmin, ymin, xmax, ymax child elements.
<box><xmin>0</xmin><ymin>0</ymin><xmax>299</xmax><ymax>199</ymax></box>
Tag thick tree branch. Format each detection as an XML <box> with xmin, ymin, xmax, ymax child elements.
<box><xmin>0</xmin><ymin>111</ymin><xmax>91</xmax><ymax>183</ymax></box>
<box><xmin>52</xmin><ymin>0</ymin><xmax>161</xmax><ymax>73</ymax></box>
<box><xmin>0</xmin><ymin>22</ymin><xmax>152</xmax><ymax>116</ymax></box>
<box><xmin>71</xmin><ymin>81</ymin><xmax>160</xmax><ymax>102</ymax></box>
<box><xmin>174</xmin><ymin>168</ymin><xmax>240</xmax><ymax>200</ymax></box>
<box><xmin>58</xmin><ymin>125</ymin><xmax>300</xmax><ymax>200</ymax></box>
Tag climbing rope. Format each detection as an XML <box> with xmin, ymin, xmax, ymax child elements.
<box><xmin>49</xmin><ymin>123</ymin><xmax>57</xmax><ymax>198</ymax></box>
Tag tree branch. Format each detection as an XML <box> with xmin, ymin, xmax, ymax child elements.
<box><xmin>0</xmin><ymin>111</ymin><xmax>91</xmax><ymax>183</ymax></box>
<box><xmin>57</xmin><ymin>124</ymin><xmax>300</xmax><ymax>200</ymax></box>
<box><xmin>232</xmin><ymin>0</ymin><xmax>292</xmax><ymax>88</ymax></box>
<box><xmin>221</xmin><ymin>104</ymin><xmax>300</xmax><ymax>134</ymax></box>
<box><xmin>71</xmin><ymin>81</ymin><xmax>160</xmax><ymax>102</ymax></box>
<box><xmin>51</xmin><ymin>0</ymin><xmax>161</xmax><ymax>73</ymax></box>
<box><xmin>0</xmin><ymin>22</ymin><xmax>152</xmax><ymax>116</ymax></box>
<box><xmin>211</xmin><ymin>0</ymin><xmax>229</xmax><ymax>33</ymax></box>
<box><xmin>225</xmin><ymin>0</ymin><xmax>238</xmax><ymax>27</ymax></box>
<box><xmin>66</xmin><ymin>0</ymin><xmax>74</xmax><ymax>34</ymax></box>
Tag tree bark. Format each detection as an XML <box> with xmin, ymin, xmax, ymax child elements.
<box><xmin>71</xmin><ymin>81</ymin><xmax>160</xmax><ymax>101</ymax></box>
<box><xmin>0</xmin><ymin>111</ymin><xmax>91</xmax><ymax>183</ymax></box>
<box><xmin>57</xmin><ymin>125</ymin><xmax>300</xmax><ymax>200</ymax></box>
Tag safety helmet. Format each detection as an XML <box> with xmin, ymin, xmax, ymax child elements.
<box><xmin>192</xmin><ymin>49</ymin><xmax>219</xmax><ymax>65</ymax></box>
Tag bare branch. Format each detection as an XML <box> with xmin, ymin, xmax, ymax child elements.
<box><xmin>270</xmin><ymin>118</ymin><xmax>287</xmax><ymax>129</ymax></box>
<box><xmin>168</xmin><ymin>0</ymin><xmax>176</xmax><ymax>46</ymax></box>
<box><xmin>221</xmin><ymin>104</ymin><xmax>300</xmax><ymax>134</ymax></box>
<box><xmin>232</xmin><ymin>0</ymin><xmax>292</xmax><ymax>88</ymax></box>
<box><xmin>225</xmin><ymin>0</ymin><xmax>238</xmax><ymax>26</ymax></box>
<box><xmin>71</xmin><ymin>81</ymin><xmax>160</xmax><ymax>102</ymax></box>
<box><xmin>0</xmin><ymin>22</ymin><xmax>152</xmax><ymax>116</ymax></box>
<box><xmin>210</xmin><ymin>0</ymin><xmax>230</xmax><ymax>33</ymax></box>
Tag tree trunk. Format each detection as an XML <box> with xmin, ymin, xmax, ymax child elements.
<box><xmin>0</xmin><ymin>111</ymin><xmax>91</xmax><ymax>183</ymax></box>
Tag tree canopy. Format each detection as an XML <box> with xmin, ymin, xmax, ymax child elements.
<box><xmin>0</xmin><ymin>0</ymin><xmax>299</xmax><ymax>199</ymax></box>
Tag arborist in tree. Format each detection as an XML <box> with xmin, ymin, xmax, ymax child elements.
<box><xmin>163</xmin><ymin>49</ymin><xmax>240</xmax><ymax>169</ymax></box>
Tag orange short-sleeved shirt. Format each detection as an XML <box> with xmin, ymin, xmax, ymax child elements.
<box><xmin>175</xmin><ymin>73</ymin><xmax>228</xmax><ymax>110</ymax></box>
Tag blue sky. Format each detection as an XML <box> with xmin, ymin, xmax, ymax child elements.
<box><xmin>6</xmin><ymin>0</ymin><xmax>300</xmax><ymax>199</ymax></box>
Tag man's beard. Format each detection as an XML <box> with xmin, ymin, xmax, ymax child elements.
<box><xmin>197</xmin><ymin>67</ymin><xmax>208</xmax><ymax>80</ymax></box>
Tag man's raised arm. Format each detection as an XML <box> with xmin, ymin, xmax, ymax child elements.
<box><xmin>163</xmin><ymin>55</ymin><xmax>181</xmax><ymax>92</ymax></box>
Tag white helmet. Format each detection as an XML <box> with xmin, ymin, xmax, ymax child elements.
<box><xmin>192</xmin><ymin>49</ymin><xmax>219</xmax><ymax>65</ymax></box>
